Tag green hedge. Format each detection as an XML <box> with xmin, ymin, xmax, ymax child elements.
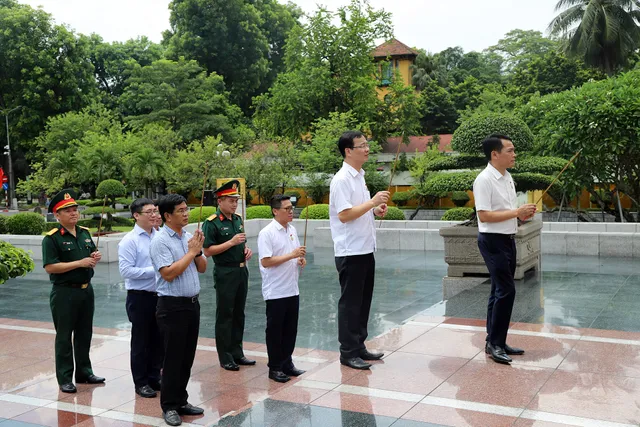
<box><xmin>6</xmin><ymin>213</ymin><xmax>46</xmax><ymax>235</ymax></box>
<box><xmin>76</xmin><ymin>200</ymin><xmax>93</xmax><ymax>206</ymax></box>
<box><xmin>96</xmin><ymin>179</ymin><xmax>126</xmax><ymax>199</ymax></box>
<box><xmin>45</xmin><ymin>217</ymin><xmax>134</xmax><ymax>231</ymax></box>
<box><xmin>246</xmin><ymin>205</ymin><xmax>273</xmax><ymax>219</ymax></box>
<box><xmin>421</xmin><ymin>154</ymin><xmax>486</xmax><ymax>171</ymax></box>
<box><xmin>82</xmin><ymin>206</ymin><xmax>117</xmax><ymax>216</ymax></box>
<box><xmin>423</xmin><ymin>172</ymin><xmax>478</xmax><ymax>194</ymax></box>
<box><xmin>392</xmin><ymin>191</ymin><xmax>413</xmax><ymax>207</ymax></box>
<box><xmin>0</xmin><ymin>216</ymin><xmax>7</xmax><ymax>234</ymax></box>
<box><xmin>86</xmin><ymin>199</ymin><xmax>105</xmax><ymax>207</ymax></box>
<box><xmin>451</xmin><ymin>113</ymin><xmax>534</xmax><ymax>154</ymax></box>
<box><xmin>0</xmin><ymin>241</ymin><xmax>35</xmax><ymax>284</ymax></box>
<box><xmin>513</xmin><ymin>156</ymin><xmax>567</xmax><ymax>175</ymax></box>
<box><xmin>441</xmin><ymin>207</ymin><xmax>474</xmax><ymax>221</ymax></box>
<box><xmin>116</xmin><ymin>197</ymin><xmax>133</xmax><ymax>206</ymax></box>
<box><xmin>451</xmin><ymin>191</ymin><xmax>470</xmax><ymax>207</ymax></box>
<box><xmin>376</xmin><ymin>206</ymin><xmax>405</xmax><ymax>220</ymax></box>
<box><xmin>299</xmin><ymin>204</ymin><xmax>329</xmax><ymax>219</ymax></box>
<box><xmin>188</xmin><ymin>206</ymin><xmax>217</xmax><ymax>223</ymax></box>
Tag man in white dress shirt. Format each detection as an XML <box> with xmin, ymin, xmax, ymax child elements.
<box><xmin>329</xmin><ymin>130</ymin><xmax>390</xmax><ymax>370</ymax></box>
<box><xmin>118</xmin><ymin>198</ymin><xmax>163</xmax><ymax>398</ymax></box>
<box><xmin>474</xmin><ymin>134</ymin><xmax>537</xmax><ymax>365</ymax></box>
<box><xmin>257</xmin><ymin>195</ymin><xmax>307</xmax><ymax>383</ymax></box>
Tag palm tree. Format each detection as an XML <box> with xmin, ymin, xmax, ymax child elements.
<box><xmin>126</xmin><ymin>147</ymin><xmax>167</xmax><ymax>198</ymax></box>
<box><xmin>411</xmin><ymin>51</ymin><xmax>448</xmax><ymax>90</ymax></box>
<box><xmin>548</xmin><ymin>0</ymin><xmax>640</xmax><ymax>75</ymax></box>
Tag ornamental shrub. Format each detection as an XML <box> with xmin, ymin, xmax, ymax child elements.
<box><xmin>451</xmin><ymin>113</ymin><xmax>534</xmax><ymax>154</ymax></box>
<box><xmin>0</xmin><ymin>216</ymin><xmax>7</xmax><ymax>234</ymax></box>
<box><xmin>96</xmin><ymin>179</ymin><xmax>126</xmax><ymax>208</ymax></box>
<box><xmin>421</xmin><ymin>154</ymin><xmax>486</xmax><ymax>172</ymax></box>
<box><xmin>299</xmin><ymin>204</ymin><xmax>329</xmax><ymax>220</ymax></box>
<box><xmin>0</xmin><ymin>241</ymin><xmax>35</xmax><ymax>284</ymax></box>
<box><xmin>188</xmin><ymin>207</ymin><xmax>217</xmax><ymax>223</ymax></box>
<box><xmin>513</xmin><ymin>156</ymin><xmax>566</xmax><ymax>175</ymax></box>
<box><xmin>391</xmin><ymin>191</ymin><xmax>413</xmax><ymax>207</ymax></box>
<box><xmin>246</xmin><ymin>205</ymin><xmax>273</xmax><ymax>219</ymax></box>
<box><xmin>376</xmin><ymin>206</ymin><xmax>405</xmax><ymax>220</ymax></box>
<box><xmin>441</xmin><ymin>207</ymin><xmax>474</xmax><ymax>221</ymax></box>
<box><xmin>6</xmin><ymin>213</ymin><xmax>46</xmax><ymax>235</ymax></box>
<box><xmin>451</xmin><ymin>191</ymin><xmax>470</xmax><ymax>207</ymax></box>
<box><xmin>81</xmin><ymin>206</ymin><xmax>117</xmax><ymax>216</ymax></box>
<box><xmin>423</xmin><ymin>172</ymin><xmax>478</xmax><ymax>194</ymax></box>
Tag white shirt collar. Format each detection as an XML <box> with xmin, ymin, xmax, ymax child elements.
<box><xmin>343</xmin><ymin>162</ymin><xmax>365</xmax><ymax>178</ymax></box>
<box><xmin>272</xmin><ymin>219</ymin><xmax>289</xmax><ymax>231</ymax></box>
<box><xmin>487</xmin><ymin>162</ymin><xmax>507</xmax><ymax>180</ymax></box>
<box><xmin>134</xmin><ymin>223</ymin><xmax>155</xmax><ymax>236</ymax></box>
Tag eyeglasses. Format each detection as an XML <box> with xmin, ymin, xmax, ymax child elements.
<box><xmin>351</xmin><ymin>144</ymin><xmax>370</xmax><ymax>150</ymax></box>
<box><xmin>280</xmin><ymin>206</ymin><xmax>294</xmax><ymax>212</ymax></box>
<box><xmin>140</xmin><ymin>210</ymin><xmax>160</xmax><ymax>216</ymax></box>
<box><xmin>174</xmin><ymin>208</ymin><xmax>191</xmax><ymax>215</ymax></box>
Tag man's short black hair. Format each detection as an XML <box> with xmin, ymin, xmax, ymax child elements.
<box><xmin>482</xmin><ymin>134</ymin><xmax>512</xmax><ymax>161</ymax></box>
<box><xmin>130</xmin><ymin>198</ymin><xmax>154</xmax><ymax>221</ymax></box>
<box><xmin>338</xmin><ymin>130</ymin><xmax>365</xmax><ymax>158</ymax></box>
<box><xmin>270</xmin><ymin>194</ymin><xmax>291</xmax><ymax>216</ymax></box>
<box><xmin>157</xmin><ymin>194</ymin><xmax>187</xmax><ymax>223</ymax></box>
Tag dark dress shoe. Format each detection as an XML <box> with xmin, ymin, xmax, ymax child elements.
<box><xmin>340</xmin><ymin>357</ymin><xmax>371</xmax><ymax>370</ymax></box>
<box><xmin>77</xmin><ymin>374</ymin><xmax>105</xmax><ymax>384</ymax></box>
<box><xmin>234</xmin><ymin>357</ymin><xmax>256</xmax><ymax>366</ymax></box>
<box><xmin>487</xmin><ymin>343</ymin><xmax>512</xmax><ymax>364</ymax></box>
<box><xmin>269</xmin><ymin>370</ymin><xmax>291</xmax><ymax>383</ymax></box>
<box><xmin>149</xmin><ymin>380</ymin><xmax>161</xmax><ymax>391</ymax></box>
<box><xmin>283</xmin><ymin>366</ymin><xmax>306</xmax><ymax>377</ymax></box>
<box><xmin>360</xmin><ymin>349</ymin><xmax>384</xmax><ymax>360</ymax></box>
<box><xmin>178</xmin><ymin>403</ymin><xmax>204</xmax><ymax>415</ymax></box>
<box><xmin>163</xmin><ymin>410</ymin><xmax>182</xmax><ymax>426</ymax></box>
<box><xmin>222</xmin><ymin>362</ymin><xmax>240</xmax><ymax>371</ymax></box>
<box><xmin>59</xmin><ymin>383</ymin><xmax>77</xmax><ymax>393</ymax></box>
<box><xmin>505</xmin><ymin>344</ymin><xmax>525</xmax><ymax>355</ymax></box>
<box><xmin>135</xmin><ymin>385</ymin><xmax>157</xmax><ymax>398</ymax></box>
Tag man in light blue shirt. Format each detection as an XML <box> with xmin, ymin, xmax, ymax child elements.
<box><xmin>118</xmin><ymin>198</ymin><xmax>163</xmax><ymax>399</ymax></box>
<box><xmin>149</xmin><ymin>194</ymin><xmax>207</xmax><ymax>426</ymax></box>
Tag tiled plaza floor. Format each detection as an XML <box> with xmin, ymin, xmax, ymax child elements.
<box><xmin>1</xmin><ymin>237</ymin><xmax>640</xmax><ymax>426</ymax></box>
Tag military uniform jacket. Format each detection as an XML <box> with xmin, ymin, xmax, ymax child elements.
<box><xmin>202</xmin><ymin>209</ymin><xmax>245</xmax><ymax>265</ymax></box>
<box><xmin>42</xmin><ymin>225</ymin><xmax>96</xmax><ymax>285</ymax></box>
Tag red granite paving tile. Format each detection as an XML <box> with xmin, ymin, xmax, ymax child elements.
<box><xmin>430</xmin><ymin>360</ymin><xmax>554</xmax><ymax>408</ymax></box>
<box><xmin>580</xmin><ymin>328</ymin><xmax>640</xmax><ymax>341</ymax></box>
<box><xmin>510</xmin><ymin>322</ymin><xmax>582</xmax><ymax>336</ymax></box>
<box><xmin>185</xmin><ymin>387</ymin><xmax>270</xmax><ymax>425</ymax></box>
<box><xmin>197</xmin><ymin>337</ymin><xmax>216</xmax><ymax>347</ymax></box>
<box><xmin>345</xmin><ymin>351</ymin><xmax>468</xmax><ymax>395</ymax></box>
<box><xmin>185</xmin><ymin>378</ymin><xmax>237</xmax><ymax>406</ymax></box>
<box><xmin>558</xmin><ymin>340</ymin><xmax>640</xmax><ymax>377</ymax></box>
<box><xmin>242</xmin><ymin>341</ymin><xmax>264</xmax><ymax>351</ymax></box>
<box><xmin>399</xmin><ymin>327</ymin><xmax>485</xmax><ymax>359</ymax></box>
<box><xmin>269</xmin><ymin>385</ymin><xmax>330</xmax><ymax>404</ymax></box>
<box><xmin>60</xmin><ymin>376</ymin><xmax>136</xmax><ymax>410</ymax></box>
<box><xmin>94</xmin><ymin>353</ymin><xmax>130</xmax><ymax>371</ymax></box>
<box><xmin>75</xmin><ymin>416</ymin><xmax>151</xmax><ymax>427</ymax></box>
<box><xmin>411</xmin><ymin>316</ymin><xmax>447</xmax><ymax>324</ymax></box>
<box><xmin>472</xmin><ymin>335</ymin><xmax>577</xmax><ymax>369</ymax></box>
<box><xmin>15</xmin><ymin>377</ymin><xmax>79</xmax><ymax>401</ymax></box>
<box><xmin>92</xmin><ymin>327</ymin><xmax>130</xmax><ymax>337</ymax></box>
<box><xmin>88</xmin><ymin>341</ymin><xmax>130</xmax><ymax>363</ymax></box>
<box><xmin>13</xmin><ymin>407</ymin><xmax>92</xmax><ymax>427</ymax></box>
<box><xmin>442</xmin><ymin>318</ymin><xmax>487</xmax><ymax>328</ymax></box>
<box><xmin>241</xmin><ymin>372</ymin><xmax>302</xmax><ymax>393</ymax></box>
<box><xmin>512</xmin><ymin>420</ymin><xmax>576</xmax><ymax>427</ymax></box>
<box><xmin>111</xmin><ymin>395</ymin><xmax>164</xmax><ymax>417</ymax></box>
<box><xmin>0</xmin><ymin>359</ymin><xmax>56</xmax><ymax>392</ymax></box>
<box><xmin>303</xmin><ymin>361</ymin><xmax>361</xmax><ymax>384</ymax></box>
<box><xmin>0</xmin><ymin>400</ymin><xmax>37</xmax><ymax>418</ymax></box>
<box><xmin>1</xmin><ymin>333</ymin><xmax>56</xmax><ymax>356</ymax></box>
<box><xmin>527</xmin><ymin>370</ymin><xmax>640</xmax><ymax>425</ymax></box>
<box><xmin>365</xmin><ymin>324</ymin><xmax>434</xmax><ymax>352</ymax></box>
<box><xmin>402</xmin><ymin>403</ymin><xmax>516</xmax><ymax>427</ymax></box>
<box><xmin>190</xmin><ymin>361</ymin><xmax>269</xmax><ymax>386</ymax></box>
<box><xmin>311</xmin><ymin>391</ymin><xmax>417</xmax><ymax>418</ymax></box>
<box><xmin>0</xmin><ymin>354</ymin><xmax>51</xmax><ymax>375</ymax></box>
<box><xmin>296</xmin><ymin>349</ymin><xmax>339</xmax><ymax>362</ymax></box>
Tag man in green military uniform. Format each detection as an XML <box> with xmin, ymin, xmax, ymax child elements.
<box><xmin>203</xmin><ymin>180</ymin><xmax>255</xmax><ymax>371</ymax></box>
<box><xmin>42</xmin><ymin>189</ymin><xmax>105</xmax><ymax>393</ymax></box>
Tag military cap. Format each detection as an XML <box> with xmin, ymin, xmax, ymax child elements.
<box><xmin>214</xmin><ymin>180</ymin><xmax>241</xmax><ymax>198</ymax></box>
<box><xmin>49</xmin><ymin>188</ymin><xmax>79</xmax><ymax>214</ymax></box>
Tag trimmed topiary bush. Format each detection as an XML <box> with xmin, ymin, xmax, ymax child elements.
<box><xmin>76</xmin><ymin>200</ymin><xmax>93</xmax><ymax>206</ymax></box>
<box><xmin>96</xmin><ymin>179</ymin><xmax>126</xmax><ymax>208</ymax></box>
<box><xmin>392</xmin><ymin>191</ymin><xmax>413</xmax><ymax>207</ymax></box>
<box><xmin>513</xmin><ymin>156</ymin><xmax>566</xmax><ymax>175</ymax></box>
<box><xmin>188</xmin><ymin>207</ymin><xmax>217</xmax><ymax>223</ymax></box>
<box><xmin>451</xmin><ymin>191</ymin><xmax>470</xmax><ymax>207</ymax></box>
<box><xmin>299</xmin><ymin>204</ymin><xmax>329</xmax><ymax>220</ymax></box>
<box><xmin>421</xmin><ymin>154</ymin><xmax>486</xmax><ymax>172</ymax></box>
<box><xmin>0</xmin><ymin>216</ymin><xmax>7</xmax><ymax>234</ymax></box>
<box><xmin>441</xmin><ymin>207</ymin><xmax>474</xmax><ymax>221</ymax></box>
<box><xmin>451</xmin><ymin>113</ymin><xmax>534</xmax><ymax>154</ymax></box>
<box><xmin>376</xmin><ymin>206</ymin><xmax>405</xmax><ymax>220</ymax></box>
<box><xmin>0</xmin><ymin>241</ymin><xmax>35</xmax><ymax>284</ymax></box>
<box><xmin>81</xmin><ymin>206</ymin><xmax>117</xmax><ymax>216</ymax></box>
<box><xmin>246</xmin><ymin>205</ymin><xmax>273</xmax><ymax>219</ymax></box>
<box><xmin>423</xmin><ymin>172</ymin><xmax>478</xmax><ymax>194</ymax></box>
<box><xmin>6</xmin><ymin>212</ymin><xmax>46</xmax><ymax>235</ymax></box>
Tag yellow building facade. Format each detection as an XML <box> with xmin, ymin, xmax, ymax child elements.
<box><xmin>372</xmin><ymin>38</ymin><xmax>418</xmax><ymax>98</ymax></box>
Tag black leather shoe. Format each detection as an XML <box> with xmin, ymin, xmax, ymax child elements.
<box><xmin>283</xmin><ymin>366</ymin><xmax>306</xmax><ymax>377</ymax></box>
<box><xmin>163</xmin><ymin>410</ymin><xmax>182</xmax><ymax>426</ymax></box>
<box><xmin>222</xmin><ymin>362</ymin><xmax>240</xmax><ymax>371</ymax></box>
<box><xmin>135</xmin><ymin>385</ymin><xmax>157</xmax><ymax>398</ymax></box>
<box><xmin>486</xmin><ymin>343</ymin><xmax>512</xmax><ymax>364</ymax></box>
<box><xmin>234</xmin><ymin>357</ymin><xmax>256</xmax><ymax>366</ymax></box>
<box><xmin>177</xmin><ymin>402</ymin><xmax>204</xmax><ymax>415</ymax></box>
<box><xmin>59</xmin><ymin>383</ymin><xmax>77</xmax><ymax>393</ymax></box>
<box><xmin>77</xmin><ymin>374</ymin><xmax>105</xmax><ymax>384</ymax></box>
<box><xmin>340</xmin><ymin>357</ymin><xmax>371</xmax><ymax>370</ymax></box>
<box><xmin>360</xmin><ymin>349</ymin><xmax>384</xmax><ymax>360</ymax></box>
<box><xmin>504</xmin><ymin>344</ymin><xmax>525</xmax><ymax>355</ymax></box>
<box><xmin>269</xmin><ymin>370</ymin><xmax>291</xmax><ymax>383</ymax></box>
<box><xmin>149</xmin><ymin>380</ymin><xmax>161</xmax><ymax>391</ymax></box>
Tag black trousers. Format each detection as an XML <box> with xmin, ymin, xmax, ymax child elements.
<box><xmin>214</xmin><ymin>265</ymin><xmax>248</xmax><ymax>365</ymax></box>
<box><xmin>477</xmin><ymin>233</ymin><xmax>517</xmax><ymax>348</ymax></box>
<box><xmin>156</xmin><ymin>296</ymin><xmax>200</xmax><ymax>412</ymax></box>
<box><xmin>126</xmin><ymin>291</ymin><xmax>164</xmax><ymax>388</ymax></box>
<box><xmin>335</xmin><ymin>253</ymin><xmax>375</xmax><ymax>359</ymax></box>
<box><xmin>265</xmin><ymin>295</ymin><xmax>299</xmax><ymax>371</ymax></box>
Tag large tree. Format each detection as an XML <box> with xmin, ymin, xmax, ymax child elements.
<box><xmin>487</xmin><ymin>29</ymin><xmax>558</xmax><ymax>73</ymax></box>
<box><xmin>549</xmin><ymin>0</ymin><xmax>640</xmax><ymax>75</ymax></box>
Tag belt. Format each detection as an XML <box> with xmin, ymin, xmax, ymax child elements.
<box><xmin>480</xmin><ymin>232</ymin><xmax>516</xmax><ymax>240</ymax></box>
<box><xmin>215</xmin><ymin>262</ymin><xmax>246</xmax><ymax>268</ymax></box>
<box><xmin>56</xmin><ymin>283</ymin><xmax>89</xmax><ymax>289</ymax></box>
<box><xmin>127</xmin><ymin>289</ymin><xmax>157</xmax><ymax>296</ymax></box>
<box><xmin>159</xmin><ymin>294</ymin><xmax>199</xmax><ymax>303</ymax></box>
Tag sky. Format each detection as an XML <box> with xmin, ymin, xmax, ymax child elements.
<box><xmin>18</xmin><ymin>0</ymin><xmax>561</xmax><ymax>53</ymax></box>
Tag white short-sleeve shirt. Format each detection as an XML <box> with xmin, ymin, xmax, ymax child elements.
<box><xmin>258</xmin><ymin>219</ymin><xmax>300</xmax><ymax>300</ymax></box>
<box><xmin>473</xmin><ymin>163</ymin><xmax>518</xmax><ymax>234</ymax></box>
<box><xmin>329</xmin><ymin>162</ymin><xmax>376</xmax><ymax>256</ymax></box>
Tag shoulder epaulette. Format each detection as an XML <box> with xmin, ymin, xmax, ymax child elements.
<box><xmin>79</xmin><ymin>226</ymin><xmax>91</xmax><ymax>231</ymax></box>
<box><xmin>46</xmin><ymin>228</ymin><xmax>59</xmax><ymax>236</ymax></box>
<box><xmin>207</xmin><ymin>214</ymin><xmax>216</xmax><ymax>221</ymax></box>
